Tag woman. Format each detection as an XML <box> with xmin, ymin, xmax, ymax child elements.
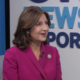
<box><xmin>3</xmin><ymin>6</ymin><xmax>62</xmax><ymax>80</ymax></box>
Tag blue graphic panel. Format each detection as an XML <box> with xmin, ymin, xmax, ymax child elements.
<box><xmin>41</xmin><ymin>7</ymin><xmax>54</xmax><ymax>11</ymax></box>
<box><xmin>0</xmin><ymin>0</ymin><xmax>6</xmax><ymax>55</ymax></box>
<box><xmin>78</xmin><ymin>8</ymin><xmax>80</xmax><ymax>28</ymax></box>
<box><xmin>60</xmin><ymin>0</ymin><xmax>69</xmax><ymax>2</ymax></box>
<box><xmin>31</xmin><ymin>0</ymin><xmax>47</xmax><ymax>3</ymax></box>
<box><xmin>55</xmin><ymin>7</ymin><xmax>77</xmax><ymax>29</ymax></box>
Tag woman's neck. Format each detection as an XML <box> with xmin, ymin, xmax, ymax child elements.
<box><xmin>29</xmin><ymin>42</ymin><xmax>41</xmax><ymax>61</ymax></box>
<box><xmin>29</xmin><ymin>41</ymin><xmax>41</xmax><ymax>53</ymax></box>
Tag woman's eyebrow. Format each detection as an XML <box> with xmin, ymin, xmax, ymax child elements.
<box><xmin>38</xmin><ymin>20</ymin><xmax>48</xmax><ymax>22</ymax></box>
<box><xmin>45</xmin><ymin>20</ymin><xmax>48</xmax><ymax>22</ymax></box>
<box><xmin>37</xmin><ymin>21</ymin><xmax>42</xmax><ymax>23</ymax></box>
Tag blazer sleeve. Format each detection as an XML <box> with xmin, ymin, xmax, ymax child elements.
<box><xmin>3</xmin><ymin>50</ymin><xmax>18</xmax><ymax>80</ymax></box>
<box><xmin>55</xmin><ymin>48</ymin><xmax>62</xmax><ymax>80</ymax></box>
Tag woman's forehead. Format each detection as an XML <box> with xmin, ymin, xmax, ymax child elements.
<box><xmin>38</xmin><ymin>14</ymin><xmax>48</xmax><ymax>22</ymax></box>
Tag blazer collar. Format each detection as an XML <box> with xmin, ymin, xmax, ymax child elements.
<box><xmin>24</xmin><ymin>43</ymin><xmax>47</xmax><ymax>80</ymax></box>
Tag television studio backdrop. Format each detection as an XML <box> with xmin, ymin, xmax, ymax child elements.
<box><xmin>0</xmin><ymin>0</ymin><xmax>80</xmax><ymax>80</ymax></box>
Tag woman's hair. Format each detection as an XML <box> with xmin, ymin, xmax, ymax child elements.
<box><xmin>13</xmin><ymin>6</ymin><xmax>51</xmax><ymax>50</ymax></box>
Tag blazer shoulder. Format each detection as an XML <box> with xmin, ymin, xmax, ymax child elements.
<box><xmin>46</xmin><ymin>44</ymin><xmax>60</xmax><ymax>58</ymax></box>
<box><xmin>46</xmin><ymin>44</ymin><xmax>58</xmax><ymax>52</ymax></box>
<box><xmin>4</xmin><ymin>46</ymin><xmax>22</xmax><ymax>56</ymax></box>
<box><xmin>6</xmin><ymin>46</ymin><xmax>20</xmax><ymax>52</ymax></box>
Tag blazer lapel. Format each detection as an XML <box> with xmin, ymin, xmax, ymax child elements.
<box><xmin>39</xmin><ymin>43</ymin><xmax>47</xmax><ymax>68</ymax></box>
<box><xmin>24</xmin><ymin>44</ymin><xmax>47</xmax><ymax>80</ymax></box>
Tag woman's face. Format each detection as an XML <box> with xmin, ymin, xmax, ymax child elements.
<box><xmin>29</xmin><ymin>14</ymin><xmax>49</xmax><ymax>42</ymax></box>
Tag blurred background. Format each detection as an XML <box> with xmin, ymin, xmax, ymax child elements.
<box><xmin>0</xmin><ymin>0</ymin><xmax>80</xmax><ymax>80</ymax></box>
<box><xmin>0</xmin><ymin>0</ymin><xmax>9</xmax><ymax>80</ymax></box>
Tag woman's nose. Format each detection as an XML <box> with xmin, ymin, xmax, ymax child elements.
<box><xmin>43</xmin><ymin>24</ymin><xmax>49</xmax><ymax>30</ymax></box>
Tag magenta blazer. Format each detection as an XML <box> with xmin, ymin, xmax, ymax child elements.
<box><xmin>3</xmin><ymin>43</ymin><xmax>62</xmax><ymax>80</ymax></box>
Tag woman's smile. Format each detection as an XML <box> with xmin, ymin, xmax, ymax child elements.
<box><xmin>40</xmin><ymin>33</ymin><xmax>47</xmax><ymax>37</ymax></box>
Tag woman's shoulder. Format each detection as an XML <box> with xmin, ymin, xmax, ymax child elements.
<box><xmin>4</xmin><ymin>45</ymin><xmax>22</xmax><ymax>56</ymax></box>
<box><xmin>45</xmin><ymin>44</ymin><xmax>60</xmax><ymax>58</ymax></box>
<box><xmin>6</xmin><ymin>45</ymin><xmax>20</xmax><ymax>52</ymax></box>
<box><xmin>45</xmin><ymin>44</ymin><xmax>58</xmax><ymax>51</ymax></box>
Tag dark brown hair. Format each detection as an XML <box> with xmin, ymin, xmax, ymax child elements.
<box><xmin>13</xmin><ymin>6</ymin><xmax>51</xmax><ymax>50</ymax></box>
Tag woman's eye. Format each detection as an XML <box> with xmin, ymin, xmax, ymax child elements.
<box><xmin>45</xmin><ymin>22</ymin><xmax>48</xmax><ymax>25</ymax></box>
<box><xmin>36</xmin><ymin>23</ymin><xmax>41</xmax><ymax>26</ymax></box>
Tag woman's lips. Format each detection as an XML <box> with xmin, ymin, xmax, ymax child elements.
<box><xmin>41</xmin><ymin>33</ymin><xmax>46</xmax><ymax>36</ymax></box>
